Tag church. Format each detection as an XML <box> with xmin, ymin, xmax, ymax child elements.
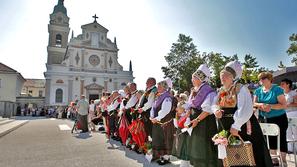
<box><xmin>44</xmin><ymin>0</ymin><xmax>134</xmax><ymax>106</ymax></box>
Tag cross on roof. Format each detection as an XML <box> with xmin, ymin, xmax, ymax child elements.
<box><xmin>92</xmin><ymin>14</ymin><xmax>98</xmax><ymax>23</ymax></box>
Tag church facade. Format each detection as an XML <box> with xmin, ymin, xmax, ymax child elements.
<box><xmin>44</xmin><ymin>0</ymin><xmax>134</xmax><ymax>106</ymax></box>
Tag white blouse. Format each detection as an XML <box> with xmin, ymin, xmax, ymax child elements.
<box><xmin>285</xmin><ymin>90</ymin><xmax>297</xmax><ymax>112</ymax></box>
<box><xmin>141</xmin><ymin>90</ymin><xmax>156</xmax><ymax>111</ymax></box>
<box><xmin>125</xmin><ymin>93</ymin><xmax>138</xmax><ymax>109</ymax></box>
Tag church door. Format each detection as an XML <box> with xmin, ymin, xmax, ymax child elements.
<box><xmin>89</xmin><ymin>94</ymin><xmax>99</xmax><ymax>103</ymax></box>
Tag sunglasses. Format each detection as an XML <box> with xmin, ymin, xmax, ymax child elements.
<box><xmin>260</xmin><ymin>77</ymin><xmax>268</xmax><ymax>80</ymax></box>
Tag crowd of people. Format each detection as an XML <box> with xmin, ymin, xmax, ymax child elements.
<box><xmin>70</xmin><ymin>60</ymin><xmax>297</xmax><ymax>167</ymax></box>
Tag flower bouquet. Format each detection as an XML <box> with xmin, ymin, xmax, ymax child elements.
<box><xmin>143</xmin><ymin>142</ymin><xmax>153</xmax><ymax>162</ymax></box>
<box><xmin>212</xmin><ymin>129</ymin><xmax>229</xmax><ymax>159</ymax></box>
<box><xmin>212</xmin><ymin>130</ymin><xmax>241</xmax><ymax>159</ymax></box>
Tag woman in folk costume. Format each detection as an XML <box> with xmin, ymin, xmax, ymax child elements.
<box><xmin>107</xmin><ymin>91</ymin><xmax>122</xmax><ymax>141</ymax></box>
<box><xmin>172</xmin><ymin>94</ymin><xmax>191</xmax><ymax>167</ymax></box>
<box><xmin>150</xmin><ymin>78</ymin><xmax>176</xmax><ymax>165</ymax></box>
<box><xmin>213</xmin><ymin>61</ymin><xmax>273</xmax><ymax>167</ymax></box>
<box><xmin>186</xmin><ymin>64</ymin><xmax>220</xmax><ymax>167</ymax></box>
<box><xmin>118</xmin><ymin>86</ymin><xmax>131</xmax><ymax>145</ymax></box>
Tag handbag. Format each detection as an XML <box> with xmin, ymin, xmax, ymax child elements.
<box><xmin>223</xmin><ymin>135</ymin><xmax>256</xmax><ymax>167</ymax></box>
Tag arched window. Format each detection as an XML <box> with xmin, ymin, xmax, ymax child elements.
<box><xmin>55</xmin><ymin>34</ymin><xmax>62</xmax><ymax>47</ymax></box>
<box><xmin>55</xmin><ymin>88</ymin><xmax>63</xmax><ymax>103</ymax></box>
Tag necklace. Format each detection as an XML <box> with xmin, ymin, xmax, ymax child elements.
<box><xmin>263</xmin><ymin>84</ymin><xmax>272</xmax><ymax>93</ymax></box>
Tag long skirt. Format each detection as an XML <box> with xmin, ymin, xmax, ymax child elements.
<box><xmin>129</xmin><ymin>119</ymin><xmax>147</xmax><ymax>148</ymax></box>
<box><xmin>172</xmin><ymin>129</ymin><xmax>190</xmax><ymax>160</ymax></box>
<box><xmin>119</xmin><ymin>115</ymin><xmax>130</xmax><ymax>144</ymax></box>
<box><xmin>152</xmin><ymin>120</ymin><xmax>175</xmax><ymax>159</ymax></box>
<box><xmin>188</xmin><ymin>111</ymin><xmax>220</xmax><ymax>167</ymax></box>
<box><xmin>220</xmin><ymin>114</ymin><xmax>273</xmax><ymax>167</ymax></box>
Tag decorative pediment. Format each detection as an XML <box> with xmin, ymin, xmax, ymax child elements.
<box><xmin>81</xmin><ymin>22</ymin><xmax>108</xmax><ymax>33</ymax></box>
<box><xmin>85</xmin><ymin>83</ymin><xmax>104</xmax><ymax>90</ymax></box>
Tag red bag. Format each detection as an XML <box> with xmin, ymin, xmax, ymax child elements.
<box><xmin>76</xmin><ymin>120</ymin><xmax>82</xmax><ymax>129</ymax></box>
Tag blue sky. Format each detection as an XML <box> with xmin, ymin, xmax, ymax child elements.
<box><xmin>0</xmin><ymin>0</ymin><xmax>296</xmax><ymax>89</ymax></box>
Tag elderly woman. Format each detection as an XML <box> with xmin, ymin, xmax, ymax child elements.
<box><xmin>186</xmin><ymin>64</ymin><xmax>220</xmax><ymax>167</ymax></box>
<box><xmin>254</xmin><ymin>72</ymin><xmax>288</xmax><ymax>165</ymax></box>
<box><xmin>150</xmin><ymin>79</ymin><xmax>176</xmax><ymax>165</ymax></box>
<box><xmin>214</xmin><ymin>61</ymin><xmax>273</xmax><ymax>167</ymax></box>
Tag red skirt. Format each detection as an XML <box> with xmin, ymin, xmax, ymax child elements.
<box><xmin>119</xmin><ymin>115</ymin><xmax>130</xmax><ymax>144</ymax></box>
<box><xmin>129</xmin><ymin>119</ymin><xmax>147</xmax><ymax>148</ymax></box>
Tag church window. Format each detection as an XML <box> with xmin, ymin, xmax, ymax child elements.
<box><xmin>89</xmin><ymin>55</ymin><xmax>100</xmax><ymax>66</ymax></box>
<box><xmin>109</xmin><ymin>78</ymin><xmax>112</xmax><ymax>82</ymax></box>
<box><xmin>121</xmin><ymin>82</ymin><xmax>126</xmax><ymax>86</ymax></box>
<box><xmin>39</xmin><ymin>90</ymin><xmax>43</xmax><ymax>97</ymax></box>
<box><xmin>86</xmin><ymin>33</ymin><xmax>89</xmax><ymax>39</ymax></box>
<box><xmin>75</xmin><ymin>52</ymin><xmax>80</xmax><ymax>65</ymax></box>
<box><xmin>55</xmin><ymin>88</ymin><xmax>63</xmax><ymax>103</ymax></box>
<box><xmin>92</xmin><ymin>77</ymin><xmax>96</xmax><ymax>82</ymax></box>
<box><xmin>55</xmin><ymin>34</ymin><xmax>62</xmax><ymax>47</ymax></box>
<box><xmin>109</xmin><ymin>57</ymin><xmax>113</xmax><ymax>68</ymax></box>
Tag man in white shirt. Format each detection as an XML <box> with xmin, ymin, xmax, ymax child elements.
<box><xmin>77</xmin><ymin>95</ymin><xmax>89</xmax><ymax>133</ymax></box>
<box><xmin>125</xmin><ymin>83</ymin><xmax>139</xmax><ymax>123</ymax></box>
<box><xmin>138</xmin><ymin>77</ymin><xmax>157</xmax><ymax>138</ymax></box>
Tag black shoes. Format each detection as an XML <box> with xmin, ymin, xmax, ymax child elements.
<box><xmin>156</xmin><ymin>158</ymin><xmax>170</xmax><ymax>165</ymax></box>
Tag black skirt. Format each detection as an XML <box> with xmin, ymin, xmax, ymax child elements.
<box><xmin>172</xmin><ymin>128</ymin><xmax>190</xmax><ymax>160</ymax></box>
<box><xmin>188</xmin><ymin>109</ymin><xmax>221</xmax><ymax>167</ymax></box>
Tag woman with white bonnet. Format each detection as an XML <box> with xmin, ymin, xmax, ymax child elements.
<box><xmin>150</xmin><ymin>78</ymin><xmax>176</xmax><ymax>165</ymax></box>
<box><xmin>186</xmin><ymin>64</ymin><xmax>220</xmax><ymax>167</ymax></box>
<box><xmin>213</xmin><ymin>61</ymin><xmax>273</xmax><ymax>166</ymax></box>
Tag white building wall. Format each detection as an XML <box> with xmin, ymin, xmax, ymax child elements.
<box><xmin>0</xmin><ymin>74</ymin><xmax>17</xmax><ymax>102</ymax></box>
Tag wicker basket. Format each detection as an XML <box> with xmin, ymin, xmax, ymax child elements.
<box><xmin>223</xmin><ymin>135</ymin><xmax>256</xmax><ymax>167</ymax></box>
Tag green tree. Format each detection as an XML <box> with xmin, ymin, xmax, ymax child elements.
<box><xmin>161</xmin><ymin>34</ymin><xmax>203</xmax><ymax>92</ymax></box>
<box><xmin>242</xmin><ymin>54</ymin><xmax>259</xmax><ymax>83</ymax></box>
<box><xmin>287</xmin><ymin>33</ymin><xmax>297</xmax><ymax>65</ymax></box>
<box><xmin>206</xmin><ymin>52</ymin><xmax>225</xmax><ymax>88</ymax></box>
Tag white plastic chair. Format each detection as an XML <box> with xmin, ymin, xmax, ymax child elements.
<box><xmin>287</xmin><ymin>117</ymin><xmax>297</xmax><ymax>167</ymax></box>
<box><xmin>260</xmin><ymin>123</ymin><xmax>284</xmax><ymax>167</ymax></box>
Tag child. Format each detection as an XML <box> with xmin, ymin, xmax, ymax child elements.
<box><xmin>172</xmin><ymin>95</ymin><xmax>191</xmax><ymax>167</ymax></box>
